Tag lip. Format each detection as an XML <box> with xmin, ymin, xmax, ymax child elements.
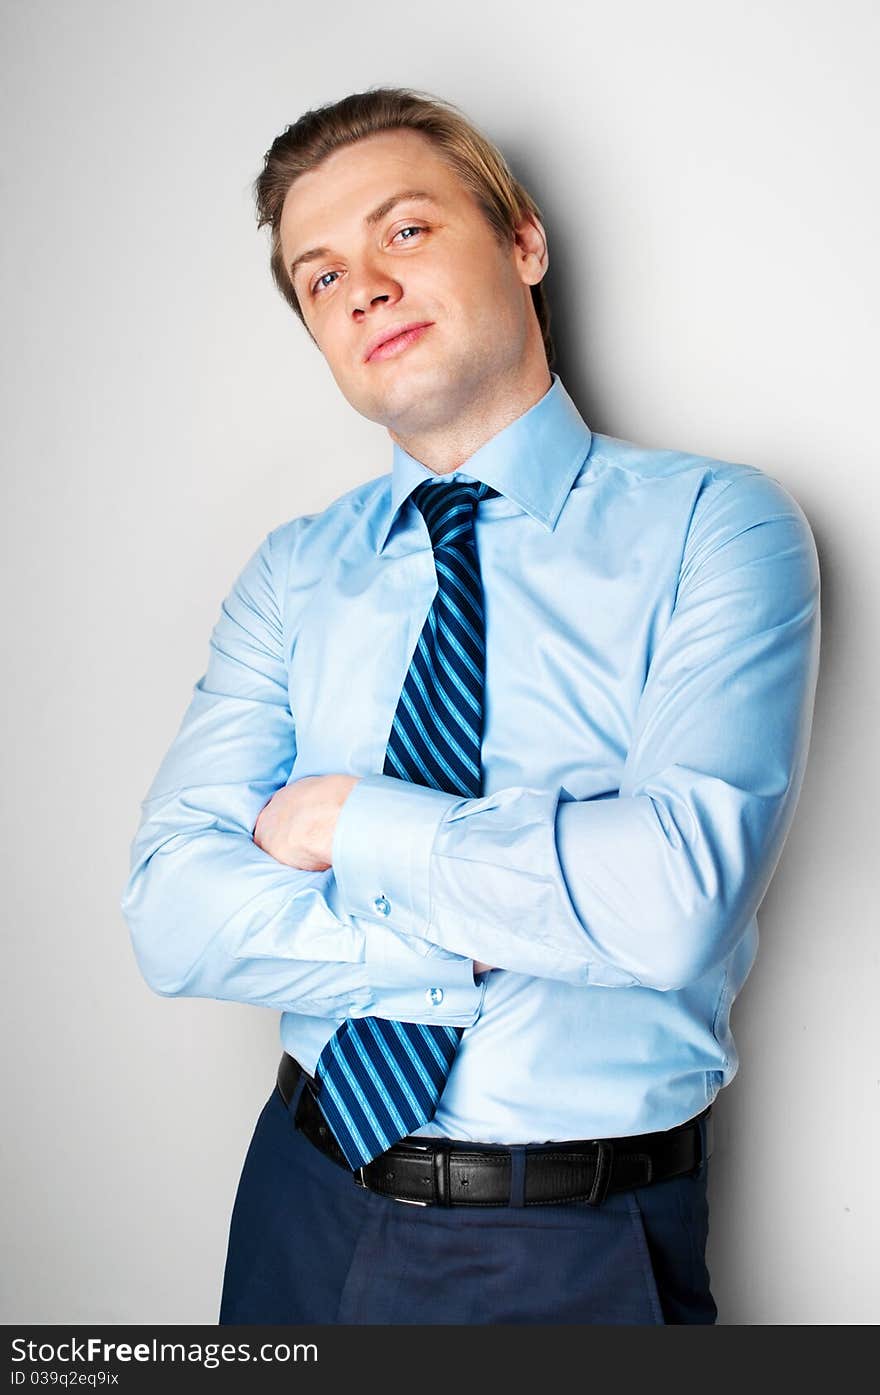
<box><xmin>364</xmin><ymin>321</ymin><xmax>434</xmax><ymax>363</ymax></box>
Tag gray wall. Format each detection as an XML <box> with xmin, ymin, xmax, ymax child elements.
<box><xmin>3</xmin><ymin>0</ymin><xmax>877</xmax><ymax>1324</ymax></box>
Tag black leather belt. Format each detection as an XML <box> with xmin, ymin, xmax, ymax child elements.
<box><xmin>276</xmin><ymin>1051</ymin><xmax>711</xmax><ymax>1208</ymax></box>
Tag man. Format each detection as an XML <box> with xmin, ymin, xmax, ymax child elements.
<box><xmin>121</xmin><ymin>87</ymin><xmax>821</xmax><ymax>1325</ymax></box>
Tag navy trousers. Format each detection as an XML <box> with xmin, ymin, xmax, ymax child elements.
<box><xmin>218</xmin><ymin>1074</ymin><xmax>717</xmax><ymax>1325</ymax></box>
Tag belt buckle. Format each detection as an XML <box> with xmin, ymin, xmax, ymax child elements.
<box><xmin>352</xmin><ymin>1163</ymin><xmax>429</xmax><ymax>1206</ymax></box>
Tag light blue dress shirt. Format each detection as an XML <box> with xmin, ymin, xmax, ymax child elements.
<box><xmin>121</xmin><ymin>372</ymin><xmax>821</xmax><ymax>1143</ymax></box>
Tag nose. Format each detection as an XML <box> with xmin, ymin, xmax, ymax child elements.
<box><xmin>346</xmin><ymin>257</ymin><xmax>402</xmax><ymax>319</ymax></box>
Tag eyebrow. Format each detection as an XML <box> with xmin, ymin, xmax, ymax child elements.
<box><xmin>288</xmin><ymin>190</ymin><xmax>440</xmax><ymax>285</ymax></box>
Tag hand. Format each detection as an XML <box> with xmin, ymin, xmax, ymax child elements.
<box><xmin>253</xmin><ymin>774</ymin><xmax>360</xmax><ymax>871</ymax></box>
<box><xmin>473</xmin><ymin>960</ymin><xmax>496</xmax><ymax>974</ymax></box>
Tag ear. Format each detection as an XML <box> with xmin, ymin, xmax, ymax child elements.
<box><xmin>513</xmin><ymin>213</ymin><xmax>549</xmax><ymax>287</ymax></box>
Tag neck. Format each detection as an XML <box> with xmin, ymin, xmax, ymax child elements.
<box><xmin>388</xmin><ymin>365</ymin><xmax>553</xmax><ymax>475</ymax></box>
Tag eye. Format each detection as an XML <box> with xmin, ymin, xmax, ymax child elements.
<box><xmin>393</xmin><ymin>224</ymin><xmax>427</xmax><ymax>243</ymax></box>
<box><xmin>311</xmin><ymin>269</ymin><xmax>340</xmax><ymax>297</ymax></box>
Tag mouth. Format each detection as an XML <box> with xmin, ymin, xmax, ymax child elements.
<box><xmin>365</xmin><ymin>322</ymin><xmax>434</xmax><ymax>363</ymax></box>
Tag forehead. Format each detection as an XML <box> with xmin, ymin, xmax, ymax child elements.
<box><xmin>279</xmin><ymin>129</ymin><xmax>472</xmax><ymax>253</ymax></box>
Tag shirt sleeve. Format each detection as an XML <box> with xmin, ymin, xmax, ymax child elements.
<box><xmin>331</xmin><ymin>470</ymin><xmax>821</xmax><ymax>990</ymax></box>
<box><xmin>120</xmin><ymin>525</ymin><xmax>483</xmax><ymax>1026</ymax></box>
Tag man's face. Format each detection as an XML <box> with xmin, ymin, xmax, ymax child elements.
<box><xmin>278</xmin><ymin>129</ymin><xmax>546</xmax><ymax>438</ymax></box>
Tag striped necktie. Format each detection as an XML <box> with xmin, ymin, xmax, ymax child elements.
<box><xmin>313</xmin><ymin>475</ymin><xmax>498</xmax><ymax>1169</ymax></box>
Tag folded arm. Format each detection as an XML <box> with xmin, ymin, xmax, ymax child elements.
<box><xmin>331</xmin><ymin>472</ymin><xmax>822</xmax><ymax>990</ymax></box>
<box><xmin>120</xmin><ymin>524</ymin><xmax>483</xmax><ymax>1026</ymax></box>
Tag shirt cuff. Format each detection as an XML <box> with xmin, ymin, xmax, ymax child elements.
<box><xmin>333</xmin><ymin>773</ymin><xmax>483</xmax><ymax>1024</ymax></box>
<box><xmin>363</xmin><ymin>920</ymin><xmax>486</xmax><ymax>1026</ymax></box>
<box><xmin>333</xmin><ymin>772</ymin><xmax>461</xmax><ymax>935</ymax></box>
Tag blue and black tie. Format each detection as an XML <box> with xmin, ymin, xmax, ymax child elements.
<box><xmin>314</xmin><ymin>475</ymin><xmax>498</xmax><ymax>1169</ymax></box>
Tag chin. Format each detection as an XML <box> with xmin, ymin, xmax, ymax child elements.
<box><xmin>357</xmin><ymin>361</ymin><xmax>445</xmax><ymax>429</ymax></box>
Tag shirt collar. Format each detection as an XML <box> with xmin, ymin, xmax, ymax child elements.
<box><xmin>375</xmin><ymin>371</ymin><xmax>592</xmax><ymax>554</ymax></box>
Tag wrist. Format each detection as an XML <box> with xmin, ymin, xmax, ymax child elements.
<box><xmin>323</xmin><ymin>775</ymin><xmax>361</xmax><ymax>863</ymax></box>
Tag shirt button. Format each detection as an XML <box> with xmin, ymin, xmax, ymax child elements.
<box><xmin>373</xmin><ymin>895</ymin><xmax>391</xmax><ymax>917</ymax></box>
<box><xmin>426</xmin><ymin>987</ymin><xmax>444</xmax><ymax>1006</ymax></box>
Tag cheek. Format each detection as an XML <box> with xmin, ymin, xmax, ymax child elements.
<box><xmin>426</xmin><ymin>263</ymin><xmax>497</xmax><ymax>332</ymax></box>
<box><xmin>313</xmin><ymin>320</ymin><xmax>352</xmax><ymax>374</ymax></box>
<box><xmin>449</xmin><ymin>249</ymin><xmax>517</xmax><ymax>317</ymax></box>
